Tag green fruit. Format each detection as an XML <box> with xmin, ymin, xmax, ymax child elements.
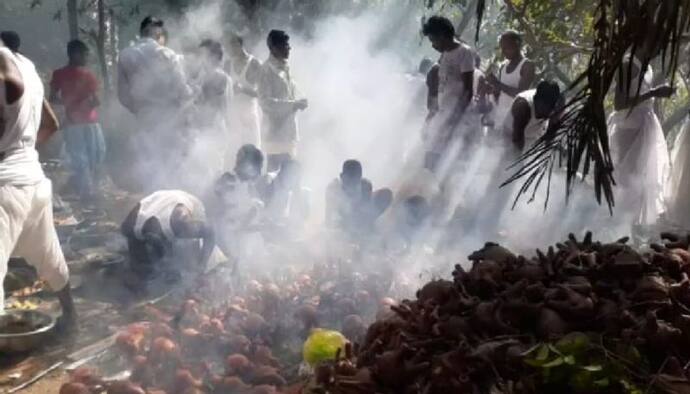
<box><xmin>303</xmin><ymin>329</ymin><xmax>348</xmax><ymax>366</ymax></box>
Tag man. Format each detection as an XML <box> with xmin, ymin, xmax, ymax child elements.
<box><xmin>50</xmin><ymin>40</ymin><xmax>106</xmax><ymax>202</ymax></box>
<box><xmin>117</xmin><ymin>16</ymin><xmax>192</xmax><ymax>189</ymax></box>
<box><xmin>0</xmin><ymin>31</ymin><xmax>20</xmax><ymax>53</ymax></box>
<box><xmin>257</xmin><ymin>30</ymin><xmax>308</xmax><ymax>172</ymax></box>
<box><xmin>226</xmin><ymin>34</ymin><xmax>262</xmax><ymax>152</ymax></box>
<box><xmin>326</xmin><ymin>160</ymin><xmax>393</xmax><ymax>232</ymax></box>
<box><xmin>422</xmin><ymin>16</ymin><xmax>475</xmax><ymax>170</ymax></box>
<box><xmin>232</xmin><ymin>144</ymin><xmax>272</xmax><ymax>199</ymax></box>
<box><xmin>0</xmin><ymin>41</ymin><xmax>76</xmax><ymax>326</ymax></box>
<box><xmin>195</xmin><ymin>39</ymin><xmax>232</xmax><ymax>131</ymax></box>
<box><xmin>486</xmin><ymin>31</ymin><xmax>536</xmax><ymax>130</ymax></box>
<box><xmin>210</xmin><ymin>172</ymin><xmax>265</xmax><ymax>275</ymax></box>
<box><xmin>191</xmin><ymin>39</ymin><xmax>233</xmax><ymax>177</ymax></box>
<box><xmin>503</xmin><ymin>80</ymin><xmax>562</xmax><ymax>152</ymax></box>
<box><xmin>120</xmin><ymin>190</ymin><xmax>218</xmax><ymax>283</ymax></box>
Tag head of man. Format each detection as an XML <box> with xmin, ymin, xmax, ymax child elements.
<box><xmin>0</xmin><ymin>31</ymin><xmax>20</xmax><ymax>53</ymax></box>
<box><xmin>422</xmin><ymin>16</ymin><xmax>456</xmax><ymax>53</ymax></box>
<box><xmin>67</xmin><ymin>39</ymin><xmax>89</xmax><ymax>67</ymax></box>
<box><xmin>533</xmin><ymin>80</ymin><xmax>561</xmax><ymax>119</ymax></box>
<box><xmin>235</xmin><ymin>144</ymin><xmax>264</xmax><ymax>181</ymax></box>
<box><xmin>199</xmin><ymin>39</ymin><xmax>223</xmax><ymax>66</ymax></box>
<box><xmin>267</xmin><ymin>30</ymin><xmax>291</xmax><ymax>60</ymax></box>
<box><xmin>499</xmin><ymin>30</ymin><xmax>523</xmax><ymax>61</ymax></box>
<box><xmin>340</xmin><ymin>160</ymin><xmax>363</xmax><ymax>192</ymax></box>
<box><xmin>140</xmin><ymin>16</ymin><xmax>165</xmax><ymax>43</ymax></box>
<box><xmin>227</xmin><ymin>34</ymin><xmax>245</xmax><ymax>59</ymax></box>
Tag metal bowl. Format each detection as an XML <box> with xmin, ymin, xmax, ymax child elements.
<box><xmin>0</xmin><ymin>310</ymin><xmax>56</xmax><ymax>353</ymax></box>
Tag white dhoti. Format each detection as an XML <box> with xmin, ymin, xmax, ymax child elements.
<box><xmin>609</xmin><ymin>107</ymin><xmax>670</xmax><ymax>227</ymax></box>
<box><xmin>666</xmin><ymin>117</ymin><xmax>690</xmax><ymax>229</ymax></box>
<box><xmin>0</xmin><ymin>178</ymin><xmax>69</xmax><ymax>311</ymax></box>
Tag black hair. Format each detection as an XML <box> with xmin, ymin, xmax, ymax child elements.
<box><xmin>500</xmin><ymin>30</ymin><xmax>523</xmax><ymax>47</ymax></box>
<box><xmin>422</xmin><ymin>16</ymin><xmax>455</xmax><ymax>39</ymax></box>
<box><xmin>140</xmin><ymin>16</ymin><xmax>164</xmax><ymax>36</ymax></box>
<box><xmin>236</xmin><ymin>144</ymin><xmax>264</xmax><ymax>167</ymax></box>
<box><xmin>200</xmin><ymin>39</ymin><xmax>223</xmax><ymax>62</ymax></box>
<box><xmin>267</xmin><ymin>29</ymin><xmax>290</xmax><ymax>48</ymax></box>
<box><xmin>535</xmin><ymin>80</ymin><xmax>561</xmax><ymax>104</ymax></box>
<box><xmin>0</xmin><ymin>31</ymin><xmax>20</xmax><ymax>52</ymax></box>
<box><xmin>67</xmin><ymin>39</ymin><xmax>89</xmax><ymax>58</ymax></box>
<box><xmin>342</xmin><ymin>160</ymin><xmax>363</xmax><ymax>177</ymax></box>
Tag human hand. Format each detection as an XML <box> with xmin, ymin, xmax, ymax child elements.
<box><xmin>486</xmin><ymin>73</ymin><xmax>499</xmax><ymax>87</ymax></box>
<box><xmin>295</xmin><ymin>98</ymin><xmax>309</xmax><ymax>111</ymax></box>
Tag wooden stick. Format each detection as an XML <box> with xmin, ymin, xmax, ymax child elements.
<box><xmin>7</xmin><ymin>361</ymin><xmax>63</xmax><ymax>394</ymax></box>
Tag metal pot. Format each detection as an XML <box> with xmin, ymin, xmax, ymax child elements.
<box><xmin>0</xmin><ymin>310</ymin><xmax>56</xmax><ymax>353</ymax></box>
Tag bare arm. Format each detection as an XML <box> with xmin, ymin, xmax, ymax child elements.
<box><xmin>511</xmin><ymin>98</ymin><xmax>532</xmax><ymax>151</ymax></box>
<box><xmin>37</xmin><ymin>100</ymin><xmax>60</xmax><ymax>144</ymax></box>
<box><xmin>0</xmin><ymin>51</ymin><xmax>24</xmax><ymax>138</ymax></box>
<box><xmin>613</xmin><ymin>62</ymin><xmax>672</xmax><ymax>111</ymax></box>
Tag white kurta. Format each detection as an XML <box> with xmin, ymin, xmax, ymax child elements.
<box><xmin>0</xmin><ymin>48</ymin><xmax>69</xmax><ymax>311</ymax></box>
<box><xmin>257</xmin><ymin>55</ymin><xmax>300</xmax><ymax>156</ymax></box>
<box><xmin>609</xmin><ymin>58</ymin><xmax>670</xmax><ymax>226</ymax></box>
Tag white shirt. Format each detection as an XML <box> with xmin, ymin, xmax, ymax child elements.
<box><xmin>257</xmin><ymin>55</ymin><xmax>300</xmax><ymax>155</ymax></box>
<box><xmin>133</xmin><ymin>190</ymin><xmax>206</xmax><ymax>242</ymax></box>
<box><xmin>0</xmin><ymin>48</ymin><xmax>45</xmax><ymax>186</ymax></box>
<box><xmin>118</xmin><ymin>38</ymin><xmax>192</xmax><ymax>110</ymax></box>
<box><xmin>502</xmin><ymin>89</ymin><xmax>548</xmax><ymax>146</ymax></box>
<box><xmin>438</xmin><ymin>43</ymin><xmax>475</xmax><ymax>113</ymax></box>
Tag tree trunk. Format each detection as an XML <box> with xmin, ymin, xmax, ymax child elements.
<box><xmin>67</xmin><ymin>0</ymin><xmax>79</xmax><ymax>39</ymax></box>
<box><xmin>96</xmin><ymin>0</ymin><xmax>110</xmax><ymax>100</ymax></box>
<box><xmin>456</xmin><ymin>0</ymin><xmax>479</xmax><ymax>38</ymax></box>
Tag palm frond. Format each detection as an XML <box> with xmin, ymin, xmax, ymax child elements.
<box><xmin>494</xmin><ymin>0</ymin><xmax>690</xmax><ymax>210</ymax></box>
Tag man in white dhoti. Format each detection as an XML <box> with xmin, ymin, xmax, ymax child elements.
<box><xmin>120</xmin><ymin>190</ymin><xmax>222</xmax><ymax>286</ymax></box>
<box><xmin>117</xmin><ymin>16</ymin><xmax>193</xmax><ymax>190</ymax></box>
<box><xmin>257</xmin><ymin>30</ymin><xmax>308</xmax><ymax>172</ymax></box>
<box><xmin>485</xmin><ymin>31</ymin><xmax>536</xmax><ymax>131</ymax></box>
<box><xmin>422</xmin><ymin>16</ymin><xmax>475</xmax><ymax>172</ymax></box>
<box><xmin>609</xmin><ymin>45</ymin><xmax>673</xmax><ymax>228</ymax></box>
<box><xmin>0</xmin><ymin>42</ymin><xmax>76</xmax><ymax>327</ymax></box>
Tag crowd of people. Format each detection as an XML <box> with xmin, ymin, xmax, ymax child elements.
<box><xmin>0</xmin><ymin>11</ymin><xmax>688</xmax><ymax>328</ymax></box>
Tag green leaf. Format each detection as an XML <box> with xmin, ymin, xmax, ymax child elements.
<box><xmin>536</xmin><ymin>344</ymin><xmax>550</xmax><ymax>361</ymax></box>
<box><xmin>582</xmin><ymin>364</ymin><xmax>603</xmax><ymax>372</ymax></box>
<box><xmin>594</xmin><ymin>377</ymin><xmax>610</xmax><ymax>387</ymax></box>
<box><xmin>525</xmin><ymin>358</ymin><xmax>547</xmax><ymax>367</ymax></box>
<box><xmin>563</xmin><ymin>355</ymin><xmax>576</xmax><ymax>365</ymax></box>
<box><xmin>555</xmin><ymin>332</ymin><xmax>590</xmax><ymax>354</ymax></box>
<box><xmin>543</xmin><ymin>357</ymin><xmax>565</xmax><ymax>368</ymax></box>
